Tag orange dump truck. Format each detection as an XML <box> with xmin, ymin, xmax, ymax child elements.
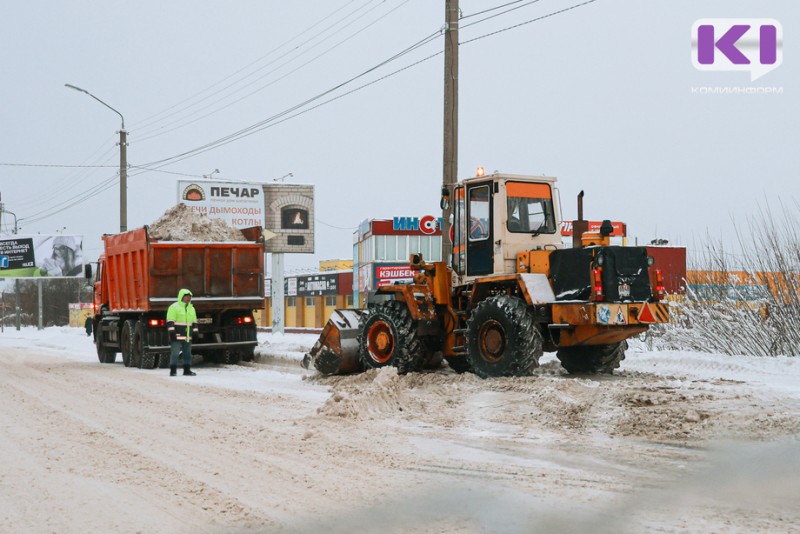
<box><xmin>87</xmin><ymin>226</ymin><xmax>265</xmax><ymax>369</ymax></box>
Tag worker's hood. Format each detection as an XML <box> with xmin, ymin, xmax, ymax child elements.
<box><xmin>177</xmin><ymin>288</ymin><xmax>193</xmax><ymax>301</ymax></box>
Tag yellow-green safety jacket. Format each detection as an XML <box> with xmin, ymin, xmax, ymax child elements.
<box><xmin>166</xmin><ymin>288</ymin><xmax>198</xmax><ymax>342</ymax></box>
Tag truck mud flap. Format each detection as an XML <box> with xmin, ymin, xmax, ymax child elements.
<box><xmin>302</xmin><ymin>309</ymin><xmax>367</xmax><ymax>375</ymax></box>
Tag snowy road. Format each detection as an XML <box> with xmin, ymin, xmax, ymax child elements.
<box><xmin>0</xmin><ymin>327</ymin><xmax>798</xmax><ymax>532</ymax></box>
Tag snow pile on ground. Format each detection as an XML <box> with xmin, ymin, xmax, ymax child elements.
<box><xmin>148</xmin><ymin>203</ymin><xmax>245</xmax><ymax>241</ymax></box>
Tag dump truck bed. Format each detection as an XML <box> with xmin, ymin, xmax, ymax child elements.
<box><xmin>102</xmin><ymin>227</ymin><xmax>264</xmax><ymax>313</ymax></box>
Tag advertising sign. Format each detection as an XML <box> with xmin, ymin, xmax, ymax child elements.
<box><xmin>560</xmin><ymin>221</ymin><xmax>626</xmax><ymax>237</ymax></box>
<box><xmin>0</xmin><ymin>235</ymin><xmax>84</xmax><ymax>278</ymax></box>
<box><xmin>263</xmin><ymin>184</ymin><xmax>315</xmax><ymax>253</ymax></box>
<box><xmin>177</xmin><ymin>180</ymin><xmax>264</xmax><ymax>229</ymax></box>
<box><xmin>286</xmin><ymin>277</ymin><xmax>297</xmax><ymax>297</ymax></box>
<box><xmin>297</xmin><ymin>273</ymin><xmax>338</xmax><ymax>296</ymax></box>
<box><xmin>374</xmin><ymin>263</ymin><xmax>416</xmax><ymax>288</ymax></box>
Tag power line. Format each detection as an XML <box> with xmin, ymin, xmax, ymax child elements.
<box><xmin>315</xmin><ymin>218</ymin><xmax>358</xmax><ymax>231</ymax></box>
<box><xmin>461</xmin><ymin>0</ymin><xmax>542</xmax><ymax>28</ymax></box>
<box><xmin>0</xmin><ymin>162</ymin><xmax>117</xmax><ymax>168</ymax></box>
<box><xmin>128</xmin><ymin>165</ymin><xmax>205</xmax><ymax>178</ymax></box>
<box><xmin>18</xmin><ymin>174</ymin><xmax>119</xmax><ymax>225</ymax></box>
<box><xmin>18</xmin><ymin>0</ymin><xmax>601</xmax><ymax>223</ymax></box>
<box><xmin>461</xmin><ymin>0</ymin><xmax>526</xmax><ymax>20</ymax></box>
<box><xmin>133</xmin><ymin>0</ymin><xmax>371</xmax><ymax>131</ymax></box>
<box><xmin>461</xmin><ymin>0</ymin><xmax>598</xmax><ymax>44</ymax></box>
<box><xmin>134</xmin><ymin>0</ymin><xmax>411</xmax><ymax>143</ymax></box>
<box><xmin>10</xmin><ymin>135</ymin><xmax>118</xmax><ymax>212</ymax></box>
<box><xmin>137</xmin><ymin>28</ymin><xmax>443</xmax><ymax>169</ymax></box>
<box><xmin>137</xmin><ymin>0</ymin><xmax>599</xmax><ymax>172</ymax></box>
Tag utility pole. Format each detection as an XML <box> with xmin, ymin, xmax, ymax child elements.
<box><xmin>119</xmin><ymin>128</ymin><xmax>128</xmax><ymax>232</ymax></box>
<box><xmin>441</xmin><ymin>0</ymin><xmax>459</xmax><ymax>262</ymax></box>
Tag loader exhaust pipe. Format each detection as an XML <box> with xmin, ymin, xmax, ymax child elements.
<box><xmin>572</xmin><ymin>190</ymin><xmax>589</xmax><ymax>248</ymax></box>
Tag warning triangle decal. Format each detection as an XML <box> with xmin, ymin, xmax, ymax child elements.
<box><xmin>638</xmin><ymin>303</ymin><xmax>656</xmax><ymax>323</ymax></box>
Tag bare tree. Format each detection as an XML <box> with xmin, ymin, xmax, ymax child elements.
<box><xmin>647</xmin><ymin>201</ymin><xmax>800</xmax><ymax>357</ymax></box>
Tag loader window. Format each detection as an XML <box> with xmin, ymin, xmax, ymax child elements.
<box><xmin>506</xmin><ymin>182</ymin><xmax>556</xmax><ymax>234</ymax></box>
<box><xmin>468</xmin><ymin>186</ymin><xmax>490</xmax><ymax>241</ymax></box>
<box><xmin>452</xmin><ymin>186</ymin><xmax>466</xmax><ymax>275</ymax></box>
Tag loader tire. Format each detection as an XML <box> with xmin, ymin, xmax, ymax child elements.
<box><xmin>358</xmin><ymin>301</ymin><xmax>425</xmax><ymax>374</ymax></box>
<box><xmin>465</xmin><ymin>295</ymin><xmax>542</xmax><ymax>379</ymax></box>
<box><xmin>121</xmin><ymin>320</ymin><xmax>136</xmax><ymax>367</ymax></box>
<box><xmin>556</xmin><ymin>341</ymin><xmax>627</xmax><ymax>374</ymax></box>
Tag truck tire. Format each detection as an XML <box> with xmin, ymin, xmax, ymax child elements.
<box><xmin>241</xmin><ymin>347</ymin><xmax>255</xmax><ymax>362</ymax></box>
<box><xmin>556</xmin><ymin>341</ymin><xmax>627</xmax><ymax>374</ymax></box>
<box><xmin>465</xmin><ymin>295</ymin><xmax>542</xmax><ymax>378</ymax></box>
<box><xmin>358</xmin><ymin>301</ymin><xmax>425</xmax><ymax>374</ymax></box>
<box><xmin>157</xmin><ymin>353</ymin><xmax>171</xmax><ymax>369</ymax></box>
<box><xmin>121</xmin><ymin>320</ymin><xmax>136</xmax><ymax>368</ymax></box>
<box><xmin>223</xmin><ymin>350</ymin><xmax>242</xmax><ymax>365</ymax></box>
<box><xmin>135</xmin><ymin>321</ymin><xmax>157</xmax><ymax>369</ymax></box>
<box><xmin>96</xmin><ymin>328</ymin><xmax>117</xmax><ymax>364</ymax></box>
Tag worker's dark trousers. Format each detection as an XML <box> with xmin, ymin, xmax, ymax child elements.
<box><xmin>169</xmin><ymin>340</ymin><xmax>192</xmax><ymax>367</ymax></box>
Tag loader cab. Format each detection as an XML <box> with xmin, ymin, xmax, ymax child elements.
<box><xmin>452</xmin><ymin>172</ymin><xmax>563</xmax><ymax>283</ymax></box>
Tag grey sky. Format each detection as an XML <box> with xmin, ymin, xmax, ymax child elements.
<box><xmin>0</xmin><ymin>0</ymin><xmax>797</xmax><ymax>272</ymax></box>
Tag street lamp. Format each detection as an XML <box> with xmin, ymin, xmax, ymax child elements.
<box><xmin>0</xmin><ymin>201</ymin><xmax>20</xmax><ymax>330</ymax></box>
<box><xmin>65</xmin><ymin>83</ymin><xmax>128</xmax><ymax>232</ymax></box>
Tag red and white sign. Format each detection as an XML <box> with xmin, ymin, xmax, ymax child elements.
<box><xmin>419</xmin><ymin>215</ymin><xmax>437</xmax><ymax>235</ymax></box>
<box><xmin>374</xmin><ymin>264</ymin><xmax>415</xmax><ymax>287</ymax></box>
<box><xmin>560</xmin><ymin>221</ymin><xmax>626</xmax><ymax>237</ymax></box>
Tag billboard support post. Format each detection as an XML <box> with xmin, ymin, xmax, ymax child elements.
<box><xmin>37</xmin><ymin>279</ymin><xmax>43</xmax><ymax>330</ymax></box>
<box><xmin>271</xmin><ymin>253</ymin><xmax>285</xmax><ymax>334</ymax></box>
<box><xmin>15</xmin><ymin>280</ymin><xmax>20</xmax><ymax>331</ymax></box>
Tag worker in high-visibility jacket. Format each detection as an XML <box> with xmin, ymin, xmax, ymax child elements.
<box><xmin>166</xmin><ymin>288</ymin><xmax>200</xmax><ymax>376</ymax></box>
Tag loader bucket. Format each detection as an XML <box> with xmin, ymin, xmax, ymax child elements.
<box><xmin>302</xmin><ymin>309</ymin><xmax>367</xmax><ymax>375</ymax></box>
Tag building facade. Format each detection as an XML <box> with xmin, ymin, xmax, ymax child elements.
<box><xmin>352</xmin><ymin>216</ymin><xmax>443</xmax><ymax>307</ymax></box>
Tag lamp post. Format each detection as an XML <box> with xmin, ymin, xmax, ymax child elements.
<box><xmin>65</xmin><ymin>83</ymin><xmax>128</xmax><ymax>232</ymax></box>
<box><xmin>0</xmin><ymin>200</ymin><xmax>21</xmax><ymax>331</ymax></box>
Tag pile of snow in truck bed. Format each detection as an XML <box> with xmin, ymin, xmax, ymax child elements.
<box><xmin>147</xmin><ymin>203</ymin><xmax>246</xmax><ymax>241</ymax></box>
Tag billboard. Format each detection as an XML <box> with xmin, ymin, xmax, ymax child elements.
<box><xmin>177</xmin><ymin>180</ymin><xmax>264</xmax><ymax>229</ymax></box>
<box><xmin>263</xmin><ymin>184</ymin><xmax>315</xmax><ymax>253</ymax></box>
<box><xmin>0</xmin><ymin>235</ymin><xmax>84</xmax><ymax>278</ymax></box>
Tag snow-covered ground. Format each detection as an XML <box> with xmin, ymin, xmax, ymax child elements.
<box><xmin>2</xmin><ymin>326</ymin><xmax>798</xmax><ymax>399</ymax></box>
<box><xmin>1</xmin><ymin>326</ymin><xmax>798</xmax><ymax>533</ymax></box>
